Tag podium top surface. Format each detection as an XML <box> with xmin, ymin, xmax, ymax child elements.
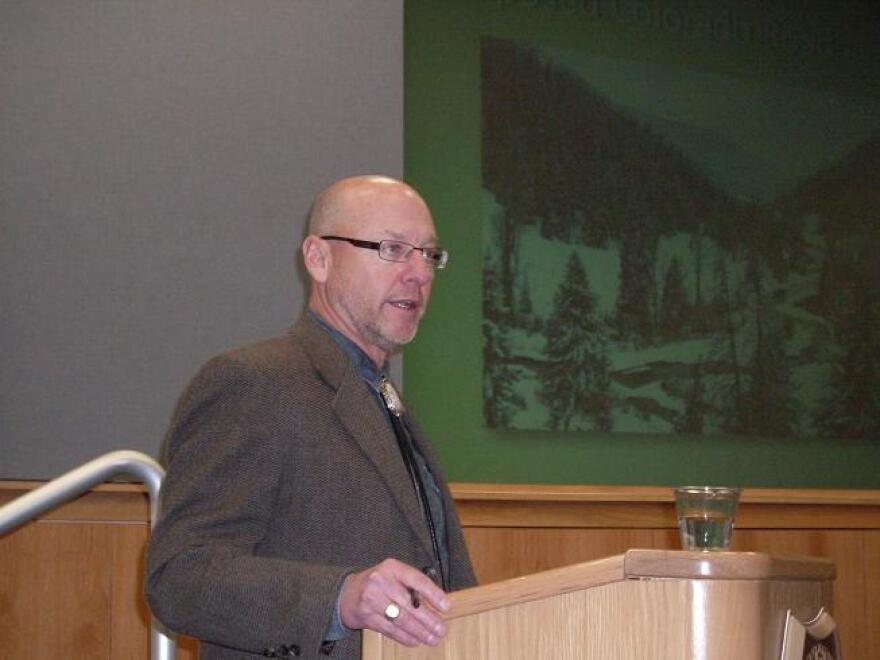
<box><xmin>623</xmin><ymin>549</ymin><xmax>835</xmax><ymax>581</ymax></box>
<box><xmin>448</xmin><ymin>549</ymin><xmax>835</xmax><ymax>621</ymax></box>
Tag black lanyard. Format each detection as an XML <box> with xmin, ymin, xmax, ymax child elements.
<box><xmin>379</xmin><ymin>380</ymin><xmax>448</xmax><ymax>590</ymax></box>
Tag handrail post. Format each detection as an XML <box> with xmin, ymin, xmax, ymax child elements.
<box><xmin>0</xmin><ymin>450</ymin><xmax>178</xmax><ymax>660</ymax></box>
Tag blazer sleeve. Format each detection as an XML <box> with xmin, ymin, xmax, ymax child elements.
<box><xmin>145</xmin><ymin>354</ymin><xmax>349</xmax><ymax>656</ymax></box>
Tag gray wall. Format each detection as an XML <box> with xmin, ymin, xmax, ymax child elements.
<box><xmin>1</xmin><ymin>1</ymin><xmax>403</xmax><ymax>478</ymax></box>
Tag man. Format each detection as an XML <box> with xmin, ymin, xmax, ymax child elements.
<box><xmin>146</xmin><ymin>176</ymin><xmax>476</xmax><ymax>659</ymax></box>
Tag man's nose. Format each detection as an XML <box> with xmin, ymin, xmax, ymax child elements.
<box><xmin>403</xmin><ymin>250</ymin><xmax>434</xmax><ymax>284</ymax></box>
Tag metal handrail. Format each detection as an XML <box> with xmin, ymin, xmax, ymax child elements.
<box><xmin>0</xmin><ymin>450</ymin><xmax>177</xmax><ymax>660</ymax></box>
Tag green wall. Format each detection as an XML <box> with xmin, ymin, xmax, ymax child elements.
<box><xmin>403</xmin><ymin>0</ymin><xmax>880</xmax><ymax>487</ymax></box>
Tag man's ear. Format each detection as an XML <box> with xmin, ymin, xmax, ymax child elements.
<box><xmin>302</xmin><ymin>235</ymin><xmax>330</xmax><ymax>283</ymax></box>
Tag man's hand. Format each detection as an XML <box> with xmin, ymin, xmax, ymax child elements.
<box><xmin>339</xmin><ymin>558</ymin><xmax>451</xmax><ymax>647</ymax></box>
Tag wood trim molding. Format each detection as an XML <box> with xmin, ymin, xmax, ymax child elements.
<box><xmin>450</xmin><ymin>483</ymin><xmax>880</xmax><ymax>505</ymax></box>
<box><xmin>0</xmin><ymin>480</ymin><xmax>146</xmax><ymax>493</ymax></box>
<box><xmin>450</xmin><ymin>483</ymin><xmax>880</xmax><ymax>530</ymax></box>
<box><xmin>3</xmin><ymin>480</ymin><xmax>879</xmax><ymax>529</ymax></box>
<box><xmin>6</xmin><ymin>480</ymin><xmax>877</xmax><ymax>501</ymax></box>
<box><xmin>0</xmin><ymin>480</ymin><xmax>150</xmax><ymax>524</ymax></box>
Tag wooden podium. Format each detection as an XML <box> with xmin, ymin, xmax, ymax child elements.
<box><xmin>363</xmin><ymin>550</ymin><xmax>836</xmax><ymax>660</ymax></box>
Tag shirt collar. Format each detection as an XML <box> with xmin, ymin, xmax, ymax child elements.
<box><xmin>307</xmin><ymin>309</ymin><xmax>388</xmax><ymax>392</ymax></box>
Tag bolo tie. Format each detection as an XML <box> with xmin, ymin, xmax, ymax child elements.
<box><xmin>378</xmin><ymin>377</ymin><xmax>448</xmax><ymax>591</ymax></box>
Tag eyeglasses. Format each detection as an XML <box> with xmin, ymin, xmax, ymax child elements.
<box><xmin>321</xmin><ymin>235</ymin><xmax>449</xmax><ymax>270</ymax></box>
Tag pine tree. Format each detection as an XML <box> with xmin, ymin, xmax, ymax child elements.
<box><xmin>517</xmin><ymin>272</ymin><xmax>533</xmax><ymax>317</ymax></box>
<box><xmin>483</xmin><ymin>318</ymin><xmax>526</xmax><ymax>429</ymax></box>
<box><xmin>615</xmin><ymin>218</ymin><xmax>657</xmax><ymax>345</ymax></box>
<box><xmin>708</xmin><ymin>257</ymin><xmax>746</xmax><ymax>433</ymax></box>
<box><xmin>740</xmin><ymin>254</ymin><xmax>799</xmax><ymax>437</ymax></box>
<box><xmin>676</xmin><ymin>360</ymin><xmax>706</xmax><ymax>434</ymax></box>
<box><xmin>690</xmin><ymin>224</ymin><xmax>707</xmax><ymax>332</ymax></box>
<box><xmin>483</xmin><ymin>252</ymin><xmax>504</xmax><ymax>322</ymax></box>
<box><xmin>539</xmin><ymin>252</ymin><xmax>612</xmax><ymax>431</ymax></box>
<box><xmin>658</xmin><ymin>256</ymin><xmax>689</xmax><ymax>338</ymax></box>
<box><xmin>483</xmin><ymin>253</ymin><xmax>525</xmax><ymax>428</ymax></box>
<box><xmin>814</xmin><ymin>244</ymin><xmax>880</xmax><ymax>439</ymax></box>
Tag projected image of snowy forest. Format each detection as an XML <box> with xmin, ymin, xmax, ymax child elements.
<box><xmin>481</xmin><ymin>37</ymin><xmax>880</xmax><ymax>439</ymax></box>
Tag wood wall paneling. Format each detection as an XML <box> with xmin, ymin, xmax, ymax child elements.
<box><xmin>0</xmin><ymin>486</ymin><xmax>200</xmax><ymax>660</ymax></box>
<box><xmin>0</xmin><ymin>522</ymin><xmax>112</xmax><ymax>659</ymax></box>
<box><xmin>1</xmin><ymin>482</ymin><xmax>877</xmax><ymax>659</ymax></box>
<box><xmin>865</xmin><ymin>531</ymin><xmax>880</xmax><ymax>660</ymax></box>
<box><xmin>110</xmin><ymin>525</ymin><xmax>152</xmax><ymax>659</ymax></box>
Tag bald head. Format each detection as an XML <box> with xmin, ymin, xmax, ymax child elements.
<box><xmin>307</xmin><ymin>175</ymin><xmax>428</xmax><ymax>237</ymax></box>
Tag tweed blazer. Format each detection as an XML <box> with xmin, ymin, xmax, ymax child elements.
<box><xmin>146</xmin><ymin>317</ymin><xmax>476</xmax><ymax>659</ymax></box>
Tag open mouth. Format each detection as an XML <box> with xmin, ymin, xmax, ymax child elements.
<box><xmin>389</xmin><ymin>299</ymin><xmax>418</xmax><ymax>311</ymax></box>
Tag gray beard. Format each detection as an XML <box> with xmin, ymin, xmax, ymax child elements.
<box><xmin>359</xmin><ymin>319</ymin><xmax>416</xmax><ymax>355</ymax></box>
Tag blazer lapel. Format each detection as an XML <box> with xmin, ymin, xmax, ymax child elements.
<box><xmin>333</xmin><ymin>373</ymin><xmax>434</xmax><ymax>555</ymax></box>
<box><xmin>291</xmin><ymin>317</ymin><xmax>434</xmax><ymax>558</ymax></box>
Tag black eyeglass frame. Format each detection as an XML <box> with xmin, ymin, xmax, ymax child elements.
<box><xmin>320</xmin><ymin>235</ymin><xmax>449</xmax><ymax>270</ymax></box>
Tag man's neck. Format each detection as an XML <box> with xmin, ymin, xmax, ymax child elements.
<box><xmin>307</xmin><ymin>309</ymin><xmax>388</xmax><ymax>388</ymax></box>
<box><xmin>306</xmin><ymin>299</ymin><xmax>386</xmax><ymax>366</ymax></box>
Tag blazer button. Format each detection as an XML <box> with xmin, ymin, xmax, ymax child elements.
<box><xmin>263</xmin><ymin>648</ymin><xmax>277</xmax><ymax>657</ymax></box>
<box><xmin>422</xmin><ymin>565</ymin><xmax>439</xmax><ymax>581</ymax></box>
